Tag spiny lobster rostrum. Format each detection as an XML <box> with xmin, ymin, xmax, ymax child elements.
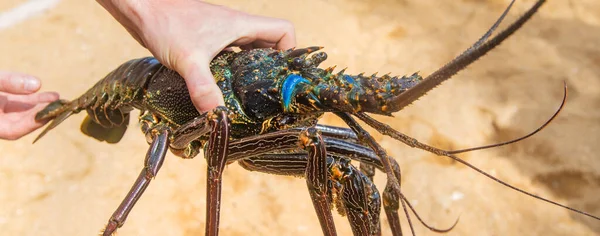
<box><xmin>32</xmin><ymin>0</ymin><xmax>600</xmax><ymax>235</ymax></box>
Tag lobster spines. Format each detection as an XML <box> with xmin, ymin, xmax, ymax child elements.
<box><xmin>285</xmin><ymin>46</ymin><xmax>324</xmax><ymax>60</ymax></box>
<box><xmin>311</xmin><ymin>70</ymin><xmax>423</xmax><ymax>115</ymax></box>
<box><xmin>286</xmin><ymin>0</ymin><xmax>545</xmax><ymax>117</ymax></box>
<box><xmin>279</xmin><ymin>47</ymin><xmax>424</xmax><ymax>116</ymax></box>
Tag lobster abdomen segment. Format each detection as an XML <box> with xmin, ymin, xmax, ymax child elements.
<box><xmin>33</xmin><ymin>57</ymin><xmax>164</xmax><ymax>143</ymax></box>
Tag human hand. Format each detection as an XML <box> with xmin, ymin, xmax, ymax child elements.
<box><xmin>0</xmin><ymin>72</ymin><xmax>59</xmax><ymax>140</ymax></box>
<box><xmin>97</xmin><ymin>0</ymin><xmax>297</xmax><ymax>113</ymax></box>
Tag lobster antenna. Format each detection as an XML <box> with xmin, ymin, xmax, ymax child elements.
<box><xmin>448</xmin><ymin>81</ymin><xmax>567</xmax><ymax>154</ymax></box>
<box><xmin>386</xmin><ymin>84</ymin><xmax>566</xmax><ymax>235</ymax></box>
<box><xmin>362</xmin><ymin>0</ymin><xmax>598</xmax><ymax>217</ymax></box>
<box><xmin>399</xmin><ymin>194</ymin><xmax>416</xmax><ymax>236</ymax></box>
<box><xmin>387</xmin><ymin>0</ymin><xmax>545</xmax><ymax>112</ymax></box>
<box><xmin>441</xmin><ymin>143</ymin><xmax>600</xmax><ymax>220</ymax></box>
<box><xmin>400</xmin><ymin>194</ymin><xmax>459</xmax><ymax>233</ymax></box>
<box><xmin>356</xmin><ymin>97</ymin><xmax>600</xmax><ymax>220</ymax></box>
<box><xmin>359</xmin><ymin>111</ymin><xmax>600</xmax><ymax>220</ymax></box>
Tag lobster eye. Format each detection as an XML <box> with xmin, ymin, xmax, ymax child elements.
<box><xmin>310</xmin><ymin>52</ymin><xmax>328</xmax><ymax>67</ymax></box>
<box><xmin>292</xmin><ymin>57</ymin><xmax>304</xmax><ymax>69</ymax></box>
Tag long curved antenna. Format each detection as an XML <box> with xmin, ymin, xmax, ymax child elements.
<box><xmin>387</xmin><ymin>0</ymin><xmax>546</xmax><ymax>112</ymax></box>
<box><xmin>400</xmin><ymin>194</ymin><xmax>459</xmax><ymax>233</ymax></box>
<box><xmin>440</xmin><ymin>141</ymin><xmax>600</xmax><ymax>220</ymax></box>
<box><xmin>399</xmin><ymin>196</ymin><xmax>416</xmax><ymax>236</ymax></box>
<box><xmin>449</xmin><ymin>81</ymin><xmax>567</xmax><ymax>154</ymax></box>
<box><xmin>356</xmin><ymin>98</ymin><xmax>600</xmax><ymax>221</ymax></box>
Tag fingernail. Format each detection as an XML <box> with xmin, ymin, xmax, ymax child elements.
<box><xmin>23</xmin><ymin>76</ymin><xmax>40</xmax><ymax>92</ymax></box>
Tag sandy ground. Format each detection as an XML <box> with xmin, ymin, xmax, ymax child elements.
<box><xmin>1</xmin><ymin>0</ymin><xmax>599</xmax><ymax>235</ymax></box>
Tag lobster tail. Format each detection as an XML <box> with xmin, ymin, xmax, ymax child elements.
<box><xmin>33</xmin><ymin>99</ymin><xmax>73</xmax><ymax>143</ymax></box>
<box><xmin>33</xmin><ymin>57</ymin><xmax>161</xmax><ymax>144</ymax></box>
<box><xmin>33</xmin><ymin>98</ymin><xmax>131</xmax><ymax>144</ymax></box>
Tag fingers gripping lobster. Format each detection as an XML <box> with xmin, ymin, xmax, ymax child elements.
<box><xmin>32</xmin><ymin>0</ymin><xmax>600</xmax><ymax>235</ymax></box>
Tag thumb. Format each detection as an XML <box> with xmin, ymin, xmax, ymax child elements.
<box><xmin>179</xmin><ymin>60</ymin><xmax>225</xmax><ymax>113</ymax></box>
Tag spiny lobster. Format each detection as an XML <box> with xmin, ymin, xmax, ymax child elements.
<box><xmin>32</xmin><ymin>0</ymin><xmax>599</xmax><ymax>235</ymax></box>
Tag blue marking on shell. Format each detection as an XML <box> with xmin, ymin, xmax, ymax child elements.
<box><xmin>343</xmin><ymin>75</ymin><xmax>355</xmax><ymax>84</ymax></box>
<box><xmin>282</xmin><ymin>74</ymin><xmax>310</xmax><ymax>112</ymax></box>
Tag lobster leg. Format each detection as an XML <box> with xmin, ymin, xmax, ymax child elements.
<box><xmin>315</xmin><ymin>124</ymin><xmax>358</xmax><ymax>141</ymax></box>
<box><xmin>239</xmin><ymin>153</ymin><xmax>381</xmax><ymax>236</ymax></box>
<box><xmin>317</xmin><ymin>124</ymin><xmax>381</xmax><ymax>182</ymax></box>
<box><xmin>327</xmin><ymin>140</ymin><xmax>403</xmax><ymax>236</ymax></box>
<box><xmin>317</xmin><ymin>124</ymin><xmax>387</xmax><ymax>182</ymax></box>
<box><xmin>300</xmin><ymin>127</ymin><xmax>338</xmax><ymax>236</ymax></box>
<box><xmin>166</xmin><ymin>106</ymin><xmax>231</xmax><ymax>236</ymax></box>
<box><xmin>215</xmin><ymin>128</ymin><xmax>339</xmax><ymax>235</ymax></box>
<box><xmin>238</xmin><ymin>153</ymin><xmax>308</xmax><ymax>177</ymax></box>
<box><xmin>324</xmin><ymin>136</ymin><xmax>403</xmax><ymax>236</ymax></box>
<box><xmin>382</xmin><ymin>180</ymin><xmax>403</xmax><ymax>236</ymax></box>
<box><xmin>102</xmin><ymin>125</ymin><xmax>170</xmax><ymax>236</ymax></box>
<box><xmin>338</xmin><ymin>157</ymin><xmax>382</xmax><ymax>236</ymax></box>
<box><xmin>359</xmin><ymin>163</ymin><xmax>377</xmax><ymax>183</ymax></box>
<box><xmin>202</xmin><ymin>107</ymin><xmax>230</xmax><ymax>236</ymax></box>
<box><xmin>227</xmin><ymin>126</ymin><xmax>407</xmax><ymax>235</ymax></box>
<box><xmin>223</xmin><ymin>127</ymin><xmax>436</xmax><ymax>235</ymax></box>
<box><xmin>334</xmin><ymin>112</ymin><xmax>410</xmax><ymax>236</ymax></box>
<box><xmin>324</xmin><ymin>129</ymin><xmax>463</xmax><ymax>236</ymax></box>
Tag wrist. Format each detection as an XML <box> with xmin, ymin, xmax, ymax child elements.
<box><xmin>99</xmin><ymin>0</ymin><xmax>146</xmax><ymax>25</ymax></box>
<box><xmin>96</xmin><ymin>0</ymin><xmax>155</xmax><ymax>46</ymax></box>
